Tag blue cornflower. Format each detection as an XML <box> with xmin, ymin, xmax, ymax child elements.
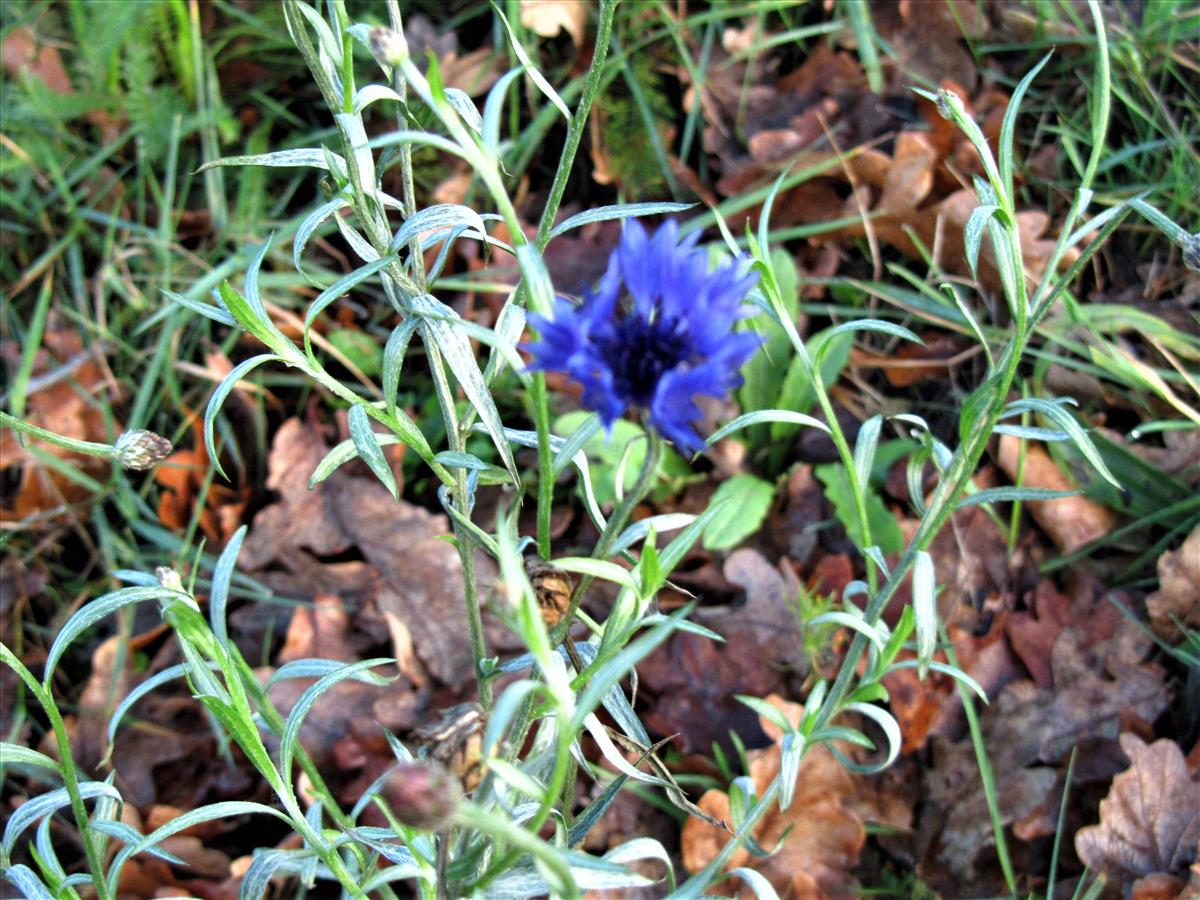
<box><xmin>526</xmin><ymin>220</ymin><xmax>761</xmax><ymax>454</ymax></box>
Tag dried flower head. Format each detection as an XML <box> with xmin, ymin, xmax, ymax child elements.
<box><xmin>381</xmin><ymin>761</ymin><xmax>461</xmax><ymax>831</ymax></box>
<box><xmin>1183</xmin><ymin>232</ymin><xmax>1200</xmax><ymax>273</ymax></box>
<box><xmin>526</xmin><ymin>220</ymin><xmax>761</xmax><ymax>453</ymax></box>
<box><xmin>114</xmin><ymin>430</ymin><xmax>172</xmax><ymax>471</ymax></box>
<box><xmin>368</xmin><ymin>26</ymin><xmax>408</xmax><ymax>69</ymax></box>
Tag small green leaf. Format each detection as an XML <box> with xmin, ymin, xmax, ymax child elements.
<box><xmin>327</xmin><ymin>329</ymin><xmax>383</xmax><ymax>376</ymax></box>
<box><xmin>702</xmin><ymin>475</ymin><xmax>774</xmax><ymax>551</ymax></box>
<box><xmin>913</xmin><ymin>550</ymin><xmax>936</xmax><ymax>678</ymax></box>
<box><xmin>348</xmin><ymin>404</ymin><xmax>398</xmax><ymax>499</ymax></box>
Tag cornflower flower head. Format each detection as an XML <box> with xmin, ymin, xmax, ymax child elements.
<box><xmin>526</xmin><ymin>220</ymin><xmax>761</xmax><ymax>453</ymax></box>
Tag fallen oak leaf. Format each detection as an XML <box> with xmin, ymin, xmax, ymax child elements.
<box><xmin>1076</xmin><ymin>734</ymin><xmax>1200</xmax><ymax>884</ymax></box>
<box><xmin>1144</xmin><ymin>524</ymin><xmax>1200</xmax><ymax>642</ymax></box>
<box><xmin>681</xmin><ymin>695</ymin><xmax>866</xmax><ymax>899</ymax></box>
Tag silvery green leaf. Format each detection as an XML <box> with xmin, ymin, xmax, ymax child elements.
<box><xmin>493</xmin><ymin>7</ymin><xmax>571</xmax><ymax>121</ymax></box>
<box><xmin>708</xmin><ymin>410</ymin><xmax>830</xmax><ymax>443</ymax></box>
<box><xmin>778</xmin><ymin>732</ymin><xmax>805</xmax><ymax>809</ymax></box>
<box><xmin>3</xmin><ymin>865</ymin><xmax>53</xmax><ymax>900</ymax></box>
<box><xmin>240</xmin><ymin>848</ymin><xmax>320</xmax><ymax>900</ymax></box>
<box><xmin>209</xmin><ymin>525</ymin><xmax>245</xmax><ymax>651</ymax></box>
<box><xmin>549</xmin><ymin>557</ymin><xmax>639</xmax><ymax>592</ymax></box>
<box><xmin>198</xmin><ymin>148</ymin><xmax>344</xmax><ymax>173</ymax></box>
<box><xmin>844</xmin><ymin>702</ymin><xmax>902</xmax><ymax>771</ymax></box>
<box><xmin>335</xmin><ymin>211</ymin><xmax>380</xmax><ymax>263</ymax></box>
<box><xmin>367</xmin><ymin>129</ymin><xmax>470</xmax><ymax>160</ymax></box>
<box><xmin>243</xmin><ymin>235</ymin><xmax>274</xmax><ymax>322</ymax></box>
<box><xmin>0</xmin><ymin>743</ymin><xmax>60</xmax><ymax>775</ymax></box>
<box><xmin>163</xmin><ymin>289</ymin><xmax>236</xmax><ymax>326</ymax></box>
<box><xmin>582</xmin><ymin>714</ymin><xmax>673</xmax><ymax>789</ymax></box>
<box><xmin>383</xmin><ymin>318</ymin><xmax>419</xmax><ymax>419</ymax></box>
<box><xmin>611</xmin><ymin>513</ymin><xmax>694</xmax><ymax>557</ymax></box>
<box><xmin>351</xmin><ymin>83</ymin><xmax>403</xmax><ymax>115</ymax></box>
<box><xmin>308</xmin><ymin>416</ymin><xmax>443</xmax><ymax>488</ymax></box>
<box><xmin>3</xmin><ymin>782</ymin><xmax>121</xmax><ymax>856</ymax></box>
<box><xmin>516</xmin><ymin>244</ymin><xmax>555</xmax><ymax>316</ymax></box>
<box><xmin>349</xmin><ymin>405</ymin><xmax>398</xmax><ymax>498</ymax></box>
<box><xmin>1001</xmin><ymin>397</ymin><xmax>1120</xmax><ymax>487</ymax></box>
<box><xmin>106</xmin><ymin>802</ymin><xmax>294</xmax><ymax>898</ymax></box>
<box><xmin>728</xmin><ymin>867</ymin><xmax>781</xmax><ymax>899</ymax></box>
<box><xmin>293</xmin><ymin>0</ymin><xmax>342</xmax><ymax>66</ymax></box>
<box><xmin>358</xmin><ymin>864</ymin><xmax>428</xmax><ymax>893</ymax></box>
<box><xmin>280</xmin><ymin>659</ymin><xmax>394</xmax><ymax>783</ymax></box>
<box><xmin>334</xmin><ymin>113</ymin><xmax>379</xmax><ymax>201</ymax></box>
<box><xmin>444</xmin><ymin>87</ymin><xmax>483</xmax><ymax>133</ymax></box>
<box><xmin>965</xmin><ymin>203</ymin><xmax>1002</xmax><ymax>280</ymax></box>
<box><xmin>205</xmin><ymin>354</ymin><xmax>282</xmax><ymax>480</ymax></box>
<box><xmin>549</xmin><ymin>202</ymin><xmax>695</xmax><ymax>239</ymax></box>
<box><xmin>551</xmin><ymin>413</ymin><xmax>602</xmax><ymax>476</ymax></box>
<box><xmin>303</xmin><ymin>255</ymin><xmax>395</xmax><ymax>335</ymax></box>
<box><xmin>484</xmin><ymin>302</ymin><xmax>526</xmax><ymax>382</ymax></box>
<box><xmin>294</xmin><ymin>196</ymin><xmax>350</xmax><ymax>279</ymax></box>
<box><xmin>993</xmin><ymin>424</ymin><xmax>1069</xmax><ymax>441</ymax></box>
<box><xmin>90</xmin><ymin>820</ymin><xmax>186</xmax><ymax>865</ymax></box>
<box><xmin>998</xmin><ymin>53</ymin><xmax>1053</xmax><ymax>195</ymax></box>
<box><xmin>390</xmin><ymin>204</ymin><xmax>489</xmax><ymax>254</ymax></box>
<box><xmin>853</xmin><ymin>414</ymin><xmax>883</xmax><ymax>492</ymax></box>
<box><xmin>411</xmin><ymin>293</ymin><xmax>518</xmax><ymax>483</ymax></box>
<box><xmin>45</xmin><ymin>587</ymin><xmax>184</xmax><ymax>684</ymax></box>
<box><xmin>958</xmin><ymin>486</ymin><xmax>1080</xmax><ymax>508</ymax></box>
<box><xmin>813</xmin><ymin>319</ymin><xmax>921</xmax><ymax>366</ymax></box>
<box><xmin>913</xmin><ymin>549</ymin><xmax>937</xmax><ymax>678</ymax></box>
<box><xmin>108</xmin><ymin>663</ymin><xmax>206</xmax><ymax>747</ymax></box>
<box><xmin>482</xmin><ymin>67</ymin><xmax>526</xmax><ymax>154</ymax></box>
<box><xmin>268</xmin><ymin>658</ymin><xmax>394</xmax><ymax>688</ymax></box>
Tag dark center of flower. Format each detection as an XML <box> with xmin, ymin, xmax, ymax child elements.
<box><xmin>599</xmin><ymin>307</ymin><xmax>692</xmax><ymax>407</ymax></box>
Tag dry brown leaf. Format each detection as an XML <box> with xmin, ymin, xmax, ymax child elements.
<box><xmin>681</xmin><ymin>696</ymin><xmax>865</xmax><ymax>899</ymax></box>
<box><xmin>994</xmin><ymin>434</ymin><xmax>1118</xmax><ymax>553</ymax></box>
<box><xmin>1076</xmin><ymin>734</ymin><xmax>1200</xmax><ymax>883</ymax></box>
<box><xmin>155</xmin><ymin>413</ymin><xmax>249</xmax><ymax>547</ymax></box>
<box><xmin>918</xmin><ymin>575</ymin><xmax>1171</xmax><ymax>891</ymax></box>
<box><xmin>0</xmin><ymin>329</ymin><xmax>117</xmax><ymax>523</ymax></box>
<box><xmin>519</xmin><ymin>0</ymin><xmax>589</xmax><ymax>48</ymax></box>
<box><xmin>278</xmin><ymin>593</ymin><xmax>356</xmax><ymax>664</ymax></box>
<box><xmin>1144</xmin><ymin>525</ymin><xmax>1200</xmax><ymax>641</ymax></box>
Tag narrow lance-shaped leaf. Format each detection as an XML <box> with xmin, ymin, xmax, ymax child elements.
<box><xmin>913</xmin><ymin>549</ymin><xmax>937</xmax><ymax>678</ymax></box>
<box><xmin>349</xmin><ymin>404</ymin><xmax>398</xmax><ymax>499</ymax></box>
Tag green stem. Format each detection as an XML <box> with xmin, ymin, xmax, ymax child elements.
<box><xmin>529</xmin><ymin>0</ymin><xmax>617</xmax><ymax>558</ymax></box>
<box><xmin>473</xmin><ymin>432</ymin><xmax>663</xmax><ymax>894</ymax></box>
<box><xmin>425</xmin><ymin>340</ymin><xmax>493</xmax><ymax>709</ymax></box>
<box><xmin>551</xmin><ymin>431</ymin><xmax>663</xmax><ymax>646</ymax></box>
<box><xmin>1</xmin><ymin>410</ymin><xmax>115</xmax><ymax>460</ymax></box>
<box><xmin>532</xmin><ymin>0</ymin><xmax>617</xmax><ymax>252</ymax></box>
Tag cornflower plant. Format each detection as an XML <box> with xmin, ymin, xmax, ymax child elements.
<box><xmin>4</xmin><ymin>1</ymin><xmax>1195</xmax><ymax>898</ymax></box>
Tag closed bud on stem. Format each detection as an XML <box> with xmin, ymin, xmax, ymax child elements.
<box><xmin>1183</xmin><ymin>232</ymin><xmax>1200</xmax><ymax>273</ymax></box>
<box><xmin>155</xmin><ymin>567</ymin><xmax>184</xmax><ymax>592</ymax></box>
<box><xmin>114</xmin><ymin>430</ymin><xmax>172</xmax><ymax>471</ymax></box>
<box><xmin>369</xmin><ymin>26</ymin><xmax>408</xmax><ymax>70</ymax></box>
<box><xmin>382</xmin><ymin>761</ymin><xmax>461</xmax><ymax>831</ymax></box>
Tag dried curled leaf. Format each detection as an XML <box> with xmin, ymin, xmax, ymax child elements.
<box><xmin>1145</xmin><ymin>525</ymin><xmax>1200</xmax><ymax>641</ymax></box>
<box><xmin>1076</xmin><ymin>734</ymin><xmax>1200</xmax><ymax>882</ymax></box>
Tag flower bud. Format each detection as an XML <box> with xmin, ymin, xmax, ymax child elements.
<box><xmin>114</xmin><ymin>430</ymin><xmax>172</xmax><ymax>471</ymax></box>
<box><xmin>369</xmin><ymin>26</ymin><xmax>408</xmax><ymax>69</ymax></box>
<box><xmin>155</xmin><ymin>567</ymin><xmax>184</xmax><ymax>592</ymax></box>
<box><xmin>382</xmin><ymin>761</ymin><xmax>461</xmax><ymax>831</ymax></box>
<box><xmin>1184</xmin><ymin>232</ymin><xmax>1200</xmax><ymax>273</ymax></box>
